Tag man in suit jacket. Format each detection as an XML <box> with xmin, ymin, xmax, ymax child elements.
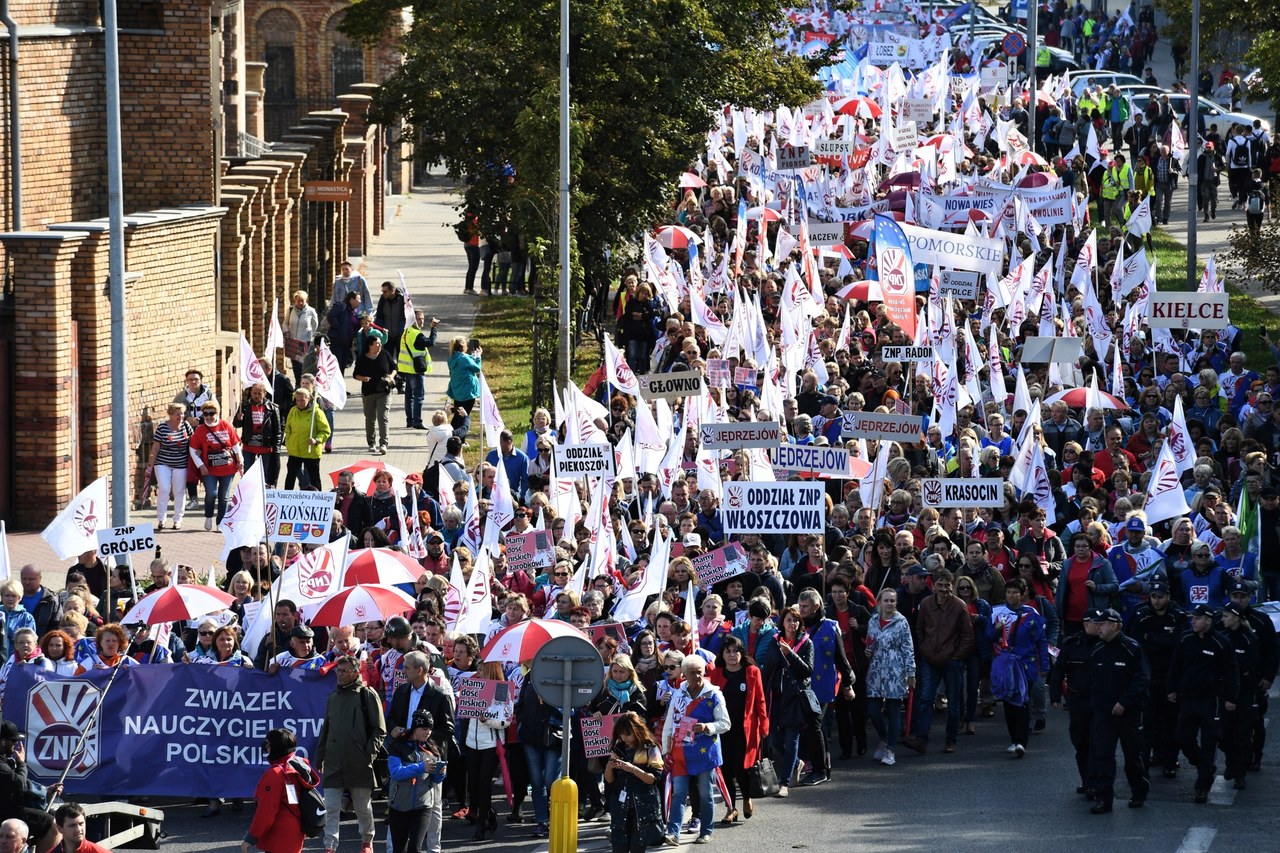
<box><xmin>386</xmin><ymin>650</ymin><xmax>454</xmax><ymax>853</ymax></box>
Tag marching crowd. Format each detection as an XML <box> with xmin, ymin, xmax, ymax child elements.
<box><xmin>6</xmin><ymin>1</ymin><xmax>1280</xmax><ymax>852</ymax></box>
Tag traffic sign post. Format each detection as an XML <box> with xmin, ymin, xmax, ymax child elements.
<box><xmin>1001</xmin><ymin>32</ymin><xmax>1026</xmax><ymax>57</ymax></box>
<box><xmin>530</xmin><ymin>635</ymin><xmax>605</xmax><ymax>853</ymax></box>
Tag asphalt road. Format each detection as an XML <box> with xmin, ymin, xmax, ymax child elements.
<box><xmin>84</xmin><ymin>689</ymin><xmax>1276</xmax><ymax>853</ymax></box>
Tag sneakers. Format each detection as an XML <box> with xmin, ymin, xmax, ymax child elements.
<box><xmin>964</xmin><ymin>722</ymin><xmax>977</xmax><ymax>735</ymax></box>
<box><xmin>943</xmin><ymin>740</ymin><xmax>957</xmax><ymax>754</ymax></box>
<box><xmin>535</xmin><ymin>822</ymin><xmax>550</xmax><ymax>837</ymax></box>
<box><xmin>684</xmin><ymin>818</ymin><xmax>700</xmax><ymax>834</ymax></box>
<box><xmin>880</xmin><ymin>749</ymin><xmax>896</xmax><ymax>766</ymax></box>
<box><xmin>1006</xmin><ymin>743</ymin><xmax>1019</xmax><ymax>754</ymax></box>
<box><xmin>369</xmin><ymin>445</ymin><xmax>379</xmax><ymax>455</ymax></box>
<box><xmin>204</xmin><ymin>517</ymin><xmax>214</xmax><ymax>531</ymax></box>
<box><xmin>172</xmin><ymin>520</ymin><xmax>182</xmax><ymax>530</ymax></box>
<box><xmin>799</xmin><ymin>771</ymin><xmax>829</xmax><ymax>786</ymax></box>
<box><xmin>873</xmin><ymin>743</ymin><xmax>887</xmax><ymax>761</ymax></box>
<box><xmin>660</xmin><ymin>835</ymin><xmax>680</xmax><ymax>847</ymax></box>
<box><xmin>186</xmin><ymin>498</ymin><xmax>201</xmax><ymax>511</ymax></box>
<box><xmin>694</xmin><ymin>835</ymin><xmax>711</xmax><ymax>845</ymax></box>
<box><xmin>899</xmin><ymin>735</ymin><xmax>927</xmax><ymax>754</ymax></box>
<box><xmin>1013</xmin><ymin>744</ymin><xmax>1026</xmax><ymax>758</ymax></box>
<box><xmin>775</xmin><ymin>785</ymin><xmax>789</xmax><ymax>798</ymax></box>
<box><xmin>1033</xmin><ymin>719</ymin><xmax>1047</xmax><ymax>733</ymax></box>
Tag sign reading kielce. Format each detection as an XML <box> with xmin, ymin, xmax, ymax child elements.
<box><xmin>840</xmin><ymin>411</ymin><xmax>923</xmax><ymax>443</ymax></box>
<box><xmin>3</xmin><ymin>666</ymin><xmax>331</xmax><ymax>798</ymax></box>
<box><xmin>722</xmin><ymin>482</ymin><xmax>825</xmax><ymax>534</ymax></box>
<box><xmin>1147</xmin><ymin>293</ymin><xmax>1229</xmax><ymax>329</ymax></box>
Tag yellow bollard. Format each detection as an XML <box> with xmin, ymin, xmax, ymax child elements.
<box><xmin>548</xmin><ymin>776</ymin><xmax>579</xmax><ymax>853</ymax></box>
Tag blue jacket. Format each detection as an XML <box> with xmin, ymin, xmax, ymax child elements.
<box><xmin>731</xmin><ymin>618</ymin><xmax>778</xmax><ymax>667</ymax></box>
<box><xmin>446</xmin><ymin>352</ymin><xmax>482</xmax><ymax>402</ymax></box>
<box><xmin>987</xmin><ymin>604</ymin><xmax>1052</xmax><ymax>682</ymax></box>
<box><xmin>486</xmin><ymin>447</ymin><xmax>531</xmax><ymax>499</ymax></box>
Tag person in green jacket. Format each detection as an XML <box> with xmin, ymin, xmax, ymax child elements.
<box><xmin>446</xmin><ymin>336</ymin><xmax>483</xmax><ymax>439</ymax></box>
<box><xmin>283</xmin><ymin>387</ymin><xmax>331</xmax><ymax>490</ymax></box>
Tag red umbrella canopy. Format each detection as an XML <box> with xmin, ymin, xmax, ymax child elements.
<box><xmin>480</xmin><ymin>618</ymin><xmax>587</xmax><ymax>664</ymax></box>
<box><xmin>342</xmin><ymin>547</ymin><xmax>426</xmax><ymax>586</ymax></box>
<box><xmin>678</xmin><ymin>172</ymin><xmax>707</xmax><ymax>189</ymax></box>
<box><xmin>120</xmin><ymin>584</ymin><xmax>236</xmax><ymax>626</ymax></box>
<box><xmin>833</xmin><ymin>95</ymin><xmax>883</xmax><ymax>119</ymax></box>
<box><xmin>309</xmin><ymin>584</ymin><xmax>416</xmax><ymax>627</ymax></box>
<box><xmin>654</xmin><ymin>225</ymin><xmax>701</xmax><ymax>250</ymax></box>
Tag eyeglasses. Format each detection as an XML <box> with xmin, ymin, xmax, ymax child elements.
<box><xmin>199</xmin><ymin>630</ymin><xmax>215</xmax><ymax>636</ymax></box>
<box><xmin>553</xmin><ymin>571</ymin><xmax>570</xmax><ymax>577</ymax></box>
<box><xmin>664</xmin><ymin>664</ymin><xmax>680</xmax><ymax>671</ymax></box>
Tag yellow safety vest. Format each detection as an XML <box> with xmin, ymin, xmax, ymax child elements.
<box><xmin>1036</xmin><ymin>46</ymin><xmax>1051</xmax><ymax>68</ymax></box>
<box><xmin>397</xmin><ymin>327</ymin><xmax>432</xmax><ymax>375</ymax></box>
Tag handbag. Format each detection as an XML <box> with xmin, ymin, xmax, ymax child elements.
<box><xmin>747</xmin><ymin>757</ymin><xmax>781</xmax><ymax>798</ymax></box>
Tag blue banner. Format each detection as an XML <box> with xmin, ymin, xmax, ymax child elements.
<box><xmin>2</xmin><ymin>665</ymin><xmax>333</xmax><ymax>798</ymax></box>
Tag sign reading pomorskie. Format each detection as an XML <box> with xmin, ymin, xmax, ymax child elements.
<box><xmin>770</xmin><ymin>444</ymin><xmax>854</xmax><ymax>477</ymax></box>
<box><xmin>637</xmin><ymin>372</ymin><xmax>705</xmax><ymax>400</ymax></box>
<box><xmin>880</xmin><ymin>345</ymin><xmax>933</xmax><ymax>362</ymax></box>
<box><xmin>264</xmin><ymin>490</ymin><xmax>335</xmax><ymax>545</ymax></box>
<box><xmin>552</xmin><ymin>442</ymin><xmax>616</xmax><ymax>478</ymax></box>
<box><xmin>919</xmin><ymin>478</ymin><xmax>1006</xmax><ymax>508</ymax></box>
<box><xmin>722</xmin><ymin>482</ymin><xmax>826</xmax><ymax>534</ymax></box>
<box><xmin>96</xmin><ymin>524</ymin><xmax>156</xmax><ymax>558</ymax></box>
<box><xmin>700</xmin><ymin>421</ymin><xmax>783</xmax><ymax>450</ymax></box>
<box><xmin>840</xmin><ymin>411</ymin><xmax>924</xmax><ymax>443</ymax></box>
<box><xmin>1147</xmin><ymin>293</ymin><xmax>1229</xmax><ymax>329</ymax></box>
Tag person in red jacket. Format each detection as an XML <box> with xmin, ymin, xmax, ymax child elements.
<box><xmin>243</xmin><ymin>728</ymin><xmax>310</xmax><ymax>853</ymax></box>
<box><xmin>708</xmin><ymin>635</ymin><xmax>768</xmax><ymax>823</ymax></box>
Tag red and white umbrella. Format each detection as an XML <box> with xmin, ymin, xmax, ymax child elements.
<box><xmin>654</xmin><ymin>225</ymin><xmax>702</xmax><ymax>250</ymax></box>
<box><xmin>1044</xmin><ymin>386</ymin><xmax>1127</xmax><ymax>411</ymax></box>
<box><xmin>678</xmin><ymin>172</ymin><xmax>707</xmax><ymax>189</ymax></box>
<box><xmin>835</xmin><ymin>279</ymin><xmax>884</xmax><ymax>302</ymax></box>
<box><xmin>309</xmin><ymin>584</ymin><xmax>416</xmax><ymax>627</ymax></box>
<box><xmin>342</xmin><ymin>547</ymin><xmax>425</xmax><ymax>586</ymax></box>
<box><xmin>1016</xmin><ymin>150</ymin><xmax>1049</xmax><ymax>168</ymax></box>
<box><xmin>480</xmin><ymin>618</ymin><xmax>587</xmax><ymax>664</ymax></box>
<box><xmin>121</xmin><ymin>584</ymin><xmax>236</xmax><ymax>626</ymax></box>
<box><xmin>833</xmin><ymin>95</ymin><xmax>883</xmax><ymax>119</ymax></box>
<box><xmin>812</xmin><ymin>242</ymin><xmax>855</xmax><ymax>259</ymax></box>
<box><xmin>745</xmin><ymin>206</ymin><xmax>783</xmax><ymax>222</ymax></box>
<box><xmin>328</xmin><ymin>459</ymin><xmax>408</xmax><ymax>496</ymax></box>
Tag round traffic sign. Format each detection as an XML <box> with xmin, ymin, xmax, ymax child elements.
<box><xmin>1001</xmin><ymin>32</ymin><xmax>1026</xmax><ymax>57</ymax></box>
<box><xmin>528</xmin><ymin>635</ymin><xmax>605</xmax><ymax>710</ymax></box>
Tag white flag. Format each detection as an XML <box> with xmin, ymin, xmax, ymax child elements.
<box><xmin>1126</xmin><ymin>194</ymin><xmax>1152</xmax><ymax>237</ymax></box>
<box><xmin>314</xmin><ymin>339</ymin><xmax>348</xmax><ymax>410</ymax></box>
<box><xmin>41</xmin><ymin>476</ymin><xmax>109</xmax><ymax>560</ymax></box>
<box><xmin>1022</xmin><ymin>443</ymin><xmax>1056</xmax><ymax>525</ymax></box>
<box><xmin>478</xmin><ymin>372</ymin><xmax>506</xmax><ymax>447</ymax></box>
<box><xmin>604</xmin><ymin>335</ymin><xmax>642</xmax><ymax>396</ymax></box>
<box><xmin>1071</xmin><ymin>229</ymin><xmax>1097</xmax><ymax>292</ymax></box>
<box><xmin>1167</xmin><ymin>395</ymin><xmax>1196</xmax><ymax>476</ymax></box>
<box><xmin>613</xmin><ymin>530</ymin><xmax>670</xmax><ymax>622</ymax></box>
<box><xmin>489</xmin><ymin>454</ymin><xmax>516</xmax><ymax>531</ymax></box>
<box><xmin>218</xmin><ymin>461</ymin><xmax>267</xmax><ymax>559</ymax></box>
<box><xmin>265</xmin><ymin>300</ymin><xmax>286</xmax><ymax>365</ymax></box>
<box><xmin>1144</xmin><ymin>440</ymin><xmax>1191</xmax><ymax>525</ymax></box>
<box><xmin>276</xmin><ymin>541</ymin><xmax>345</xmax><ymax>618</ymax></box>
<box><xmin>461</xmin><ymin>549</ymin><xmax>494</xmax><ymax>634</ymax></box>
<box><xmin>0</xmin><ymin>520</ymin><xmax>10</xmax><ymax>581</ymax></box>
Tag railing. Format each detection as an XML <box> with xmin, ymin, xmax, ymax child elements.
<box><xmin>235</xmin><ymin>131</ymin><xmax>273</xmax><ymax>159</ymax></box>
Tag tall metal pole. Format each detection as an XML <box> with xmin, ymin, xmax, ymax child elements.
<box><xmin>1026</xmin><ymin>0</ymin><xmax>1038</xmax><ymax>154</ymax></box>
<box><xmin>557</xmin><ymin>0</ymin><xmax>571</xmax><ymax>386</ymax></box>
<box><xmin>1185</xmin><ymin>0</ymin><xmax>1200</xmax><ymax>286</ymax></box>
<box><xmin>105</xmin><ymin>0</ymin><xmax>129</xmax><ymax>527</ymax></box>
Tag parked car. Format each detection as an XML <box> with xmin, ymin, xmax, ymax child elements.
<box><xmin>1069</xmin><ymin>72</ymin><xmax>1144</xmax><ymax>97</ymax></box>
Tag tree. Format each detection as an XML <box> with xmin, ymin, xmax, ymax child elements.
<box><xmin>1221</xmin><ymin>218</ymin><xmax>1280</xmax><ymax>293</ymax></box>
<box><xmin>342</xmin><ymin>0</ymin><xmax>824</xmax><ymax>292</ymax></box>
<box><xmin>1156</xmin><ymin>0</ymin><xmax>1280</xmax><ymax>117</ymax></box>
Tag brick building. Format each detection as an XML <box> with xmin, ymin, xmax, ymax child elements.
<box><xmin>0</xmin><ymin>0</ymin><xmax>409</xmax><ymax>525</ymax></box>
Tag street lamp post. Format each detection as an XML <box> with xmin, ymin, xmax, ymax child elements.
<box><xmin>104</xmin><ymin>0</ymin><xmax>129</xmax><ymax>527</ymax></box>
<box><xmin>557</xmin><ymin>0</ymin><xmax>571</xmax><ymax>386</ymax></box>
<box><xmin>1185</xmin><ymin>0</ymin><xmax>1201</xmax><ymax>287</ymax></box>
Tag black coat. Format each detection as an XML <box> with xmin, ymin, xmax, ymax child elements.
<box><xmin>387</xmin><ymin>679</ymin><xmax>455</xmax><ymax>762</ymax></box>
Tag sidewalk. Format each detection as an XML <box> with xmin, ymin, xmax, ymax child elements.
<box><xmin>5</xmin><ymin>174</ymin><xmax>480</xmax><ymax>582</ymax></box>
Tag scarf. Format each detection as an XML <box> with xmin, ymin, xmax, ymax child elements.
<box><xmin>697</xmin><ymin>615</ymin><xmax>725</xmax><ymax>638</ymax></box>
<box><xmin>606</xmin><ymin>678</ymin><xmax>633</xmax><ymax>705</ymax></box>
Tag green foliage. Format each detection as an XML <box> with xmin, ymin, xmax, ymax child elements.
<box><xmin>1156</xmin><ymin>0</ymin><xmax>1280</xmax><ymax>113</ymax></box>
<box><xmin>342</xmin><ymin>0</ymin><xmax>823</xmax><ymax>285</ymax></box>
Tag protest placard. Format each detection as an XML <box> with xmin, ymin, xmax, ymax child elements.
<box><xmin>880</xmin><ymin>345</ymin><xmax>933</xmax><ymax>362</ymax></box>
<box><xmin>506</xmin><ymin>529</ymin><xmax>556</xmax><ymax>573</ymax></box>
<box><xmin>1148</xmin><ymin>293</ymin><xmax>1229</xmax><ymax>329</ymax></box>
<box><xmin>707</xmin><ymin>358</ymin><xmax>730</xmax><ymax>388</ymax></box>
<box><xmin>264</xmin><ymin>490</ymin><xmax>335</xmax><ymax>545</ymax></box>
<box><xmin>937</xmin><ymin>270</ymin><xmax>981</xmax><ymax>300</ymax></box>
<box><xmin>585</xmin><ymin>622</ymin><xmax>630</xmax><ymax>655</ymax></box>
<box><xmin>920</xmin><ymin>478</ymin><xmax>1006</xmax><ymax>508</ymax></box>
<box><xmin>691</xmin><ymin>542</ymin><xmax>749</xmax><ymax>587</ymax></box>
<box><xmin>553</xmin><ymin>442</ymin><xmax>615</xmax><ymax>478</ymax></box>
<box><xmin>581</xmin><ymin>714</ymin><xmax>623</xmax><ymax>758</ymax></box>
<box><xmin>700</xmin><ymin>422</ymin><xmax>783</xmax><ymax>450</ymax></box>
<box><xmin>455</xmin><ymin>677</ymin><xmax>513</xmax><ymax>720</ymax></box>
<box><xmin>638</xmin><ymin>372</ymin><xmax>705</xmax><ymax>400</ymax></box>
<box><xmin>776</xmin><ymin>145</ymin><xmax>811</xmax><ymax>171</ymax></box>
<box><xmin>839</xmin><ymin>411</ymin><xmax>923</xmax><ymax>442</ymax></box>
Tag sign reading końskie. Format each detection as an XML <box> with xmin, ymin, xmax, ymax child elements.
<box><xmin>265</xmin><ymin>490</ymin><xmax>335</xmax><ymax>545</ymax></box>
<box><xmin>721</xmin><ymin>482</ymin><xmax>825</xmax><ymax>534</ymax></box>
<box><xmin>700</xmin><ymin>421</ymin><xmax>783</xmax><ymax>450</ymax></box>
<box><xmin>840</xmin><ymin>411</ymin><xmax>923</xmax><ymax>443</ymax></box>
<box><xmin>552</xmin><ymin>442</ymin><xmax>615</xmax><ymax>478</ymax></box>
<box><xmin>637</xmin><ymin>372</ymin><xmax>705</xmax><ymax>400</ymax></box>
<box><xmin>919</xmin><ymin>478</ymin><xmax>1006</xmax><ymax>508</ymax></box>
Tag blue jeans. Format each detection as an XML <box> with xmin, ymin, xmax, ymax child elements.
<box><xmin>202</xmin><ymin>473</ymin><xmax>234</xmax><ymax>522</ymax></box>
<box><xmin>912</xmin><ymin>660</ymin><xmax>964</xmax><ymax>743</ymax></box>
<box><xmin>522</xmin><ymin>744</ymin><xmax>561</xmax><ymax>825</ymax></box>
<box><xmin>869</xmin><ymin>697</ymin><xmax>903</xmax><ymax>750</ymax></box>
<box><xmin>666</xmin><ymin>770</ymin><xmax>712</xmax><ymax>838</ymax></box>
<box><xmin>403</xmin><ymin>373</ymin><xmax>425</xmax><ymax>426</ymax></box>
<box><xmin>769</xmin><ymin>723</ymin><xmax>803</xmax><ymax>787</ymax></box>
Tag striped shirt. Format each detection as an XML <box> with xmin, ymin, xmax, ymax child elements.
<box><xmin>153</xmin><ymin>421</ymin><xmax>194</xmax><ymax>468</ymax></box>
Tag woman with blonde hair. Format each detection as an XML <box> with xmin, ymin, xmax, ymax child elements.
<box><xmin>146</xmin><ymin>402</ymin><xmax>194</xmax><ymax>530</ymax></box>
<box><xmin>462</xmin><ymin>660</ymin><xmax>509</xmax><ymax>840</ymax></box>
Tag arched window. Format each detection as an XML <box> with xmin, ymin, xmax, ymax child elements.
<box><xmin>257</xmin><ymin>9</ymin><xmax>300</xmax><ymax>140</ymax></box>
<box><xmin>327</xmin><ymin>11</ymin><xmax>365</xmax><ymax>99</ymax></box>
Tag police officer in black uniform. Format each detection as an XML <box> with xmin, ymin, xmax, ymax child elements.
<box><xmin>1050</xmin><ymin>611</ymin><xmax>1102</xmax><ymax>796</ymax></box>
<box><xmin>1083</xmin><ymin>608</ymin><xmax>1151</xmax><ymax>813</ymax></box>
<box><xmin>1127</xmin><ymin>580</ymin><xmax>1186</xmax><ymax>778</ymax></box>
<box><xmin>1217</xmin><ymin>601</ymin><xmax>1259</xmax><ymax>789</ymax></box>
<box><xmin>1224</xmin><ymin>579</ymin><xmax>1279</xmax><ymax>773</ymax></box>
<box><xmin>1167</xmin><ymin>604</ymin><xmax>1240</xmax><ymax>803</ymax></box>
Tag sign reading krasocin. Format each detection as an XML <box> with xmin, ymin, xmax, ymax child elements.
<box><xmin>638</xmin><ymin>372</ymin><xmax>705</xmax><ymax>400</ymax></box>
<box><xmin>1147</xmin><ymin>293</ymin><xmax>1229</xmax><ymax>329</ymax></box>
<box><xmin>770</xmin><ymin>444</ymin><xmax>853</xmax><ymax>477</ymax></box>
<box><xmin>840</xmin><ymin>411</ymin><xmax>923</xmax><ymax>443</ymax></box>
<box><xmin>700</xmin><ymin>421</ymin><xmax>783</xmax><ymax>450</ymax></box>
<box><xmin>722</xmin><ymin>482</ymin><xmax>826</xmax><ymax>534</ymax></box>
<box><xmin>97</xmin><ymin>524</ymin><xmax>157</xmax><ymax>558</ymax></box>
<box><xmin>937</xmin><ymin>270</ymin><xmax>981</xmax><ymax>299</ymax></box>
<box><xmin>900</xmin><ymin>222</ymin><xmax>1005</xmax><ymax>274</ymax></box>
<box><xmin>553</xmin><ymin>442</ymin><xmax>615</xmax><ymax>478</ymax></box>
<box><xmin>920</xmin><ymin>478</ymin><xmax>1005</xmax><ymax>508</ymax></box>
<box><xmin>265</xmin><ymin>490</ymin><xmax>335</xmax><ymax>545</ymax></box>
<box><xmin>880</xmin><ymin>345</ymin><xmax>932</xmax><ymax>362</ymax></box>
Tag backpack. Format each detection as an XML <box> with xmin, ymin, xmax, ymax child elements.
<box><xmin>1231</xmin><ymin>139</ymin><xmax>1251</xmax><ymax>168</ymax></box>
<box><xmin>1247</xmin><ymin>188</ymin><xmax>1265</xmax><ymax>215</ymax></box>
<box><xmin>286</xmin><ymin>757</ymin><xmax>327</xmax><ymax>838</ymax></box>
<box><xmin>1250</xmin><ymin>133</ymin><xmax>1267</xmax><ymax>164</ymax></box>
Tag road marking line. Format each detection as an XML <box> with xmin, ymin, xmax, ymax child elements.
<box><xmin>1174</xmin><ymin>826</ymin><xmax>1217</xmax><ymax>853</ymax></box>
<box><xmin>1207</xmin><ymin>774</ymin><xmax>1236</xmax><ymax>806</ymax></box>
